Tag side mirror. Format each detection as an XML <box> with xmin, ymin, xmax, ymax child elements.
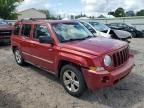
<box><xmin>39</xmin><ymin>36</ymin><xmax>54</xmax><ymax>44</ymax></box>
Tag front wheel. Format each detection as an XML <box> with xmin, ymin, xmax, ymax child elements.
<box><xmin>60</xmin><ymin>65</ymin><xmax>86</xmax><ymax>97</ymax></box>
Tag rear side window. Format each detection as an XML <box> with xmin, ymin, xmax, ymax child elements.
<box><xmin>13</xmin><ymin>24</ymin><xmax>20</xmax><ymax>35</ymax></box>
<box><xmin>33</xmin><ymin>24</ymin><xmax>50</xmax><ymax>39</ymax></box>
<box><xmin>21</xmin><ymin>24</ymin><xmax>32</xmax><ymax>37</ymax></box>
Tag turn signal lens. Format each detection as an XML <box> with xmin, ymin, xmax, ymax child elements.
<box><xmin>89</xmin><ymin>67</ymin><xmax>97</xmax><ymax>71</ymax></box>
<box><xmin>89</xmin><ymin>66</ymin><xmax>105</xmax><ymax>72</ymax></box>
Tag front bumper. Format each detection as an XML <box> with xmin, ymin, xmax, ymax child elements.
<box><xmin>0</xmin><ymin>36</ymin><xmax>11</xmax><ymax>42</ymax></box>
<box><xmin>82</xmin><ymin>55</ymin><xmax>134</xmax><ymax>91</ymax></box>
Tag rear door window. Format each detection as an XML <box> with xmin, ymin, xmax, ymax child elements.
<box><xmin>13</xmin><ymin>24</ymin><xmax>21</xmax><ymax>35</ymax></box>
<box><xmin>21</xmin><ymin>24</ymin><xmax>32</xmax><ymax>37</ymax></box>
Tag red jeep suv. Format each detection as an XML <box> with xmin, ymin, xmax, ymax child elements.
<box><xmin>11</xmin><ymin>19</ymin><xmax>134</xmax><ymax>97</ymax></box>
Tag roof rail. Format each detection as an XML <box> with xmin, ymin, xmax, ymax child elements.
<box><xmin>21</xmin><ymin>18</ymin><xmax>47</xmax><ymax>22</ymax></box>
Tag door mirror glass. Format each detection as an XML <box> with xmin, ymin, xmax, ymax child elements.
<box><xmin>39</xmin><ymin>36</ymin><xmax>54</xmax><ymax>44</ymax></box>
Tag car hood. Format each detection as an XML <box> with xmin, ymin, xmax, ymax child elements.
<box><xmin>60</xmin><ymin>37</ymin><xmax>128</xmax><ymax>56</ymax></box>
<box><xmin>112</xmin><ymin>29</ymin><xmax>132</xmax><ymax>39</ymax></box>
<box><xmin>0</xmin><ymin>24</ymin><xmax>13</xmax><ymax>31</ymax></box>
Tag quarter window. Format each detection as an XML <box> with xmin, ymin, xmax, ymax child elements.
<box><xmin>13</xmin><ymin>24</ymin><xmax>20</xmax><ymax>35</ymax></box>
<box><xmin>33</xmin><ymin>24</ymin><xmax>50</xmax><ymax>39</ymax></box>
<box><xmin>21</xmin><ymin>24</ymin><xmax>32</xmax><ymax>37</ymax></box>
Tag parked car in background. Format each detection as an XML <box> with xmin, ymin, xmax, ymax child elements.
<box><xmin>80</xmin><ymin>21</ymin><xmax>132</xmax><ymax>42</ymax></box>
<box><xmin>80</xmin><ymin>21</ymin><xmax>111</xmax><ymax>38</ymax></box>
<box><xmin>11</xmin><ymin>19</ymin><xmax>134</xmax><ymax>97</ymax></box>
<box><xmin>0</xmin><ymin>19</ymin><xmax>13</xmax><ymax>44</ymax></box>
<box><xmin>107</xmin><ymin>23</ymin><xmax>144</xmax><ymax>38</ymax></box>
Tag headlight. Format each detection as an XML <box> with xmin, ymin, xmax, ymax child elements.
<box><xmin>130</xmin><ymin>29</ymin><xmax>134</xmax><ymax>31</ymax></box>
<box><xmin>104</xmin><ymin>55</ymin><xmax>112</xmax><ymax>66</ymax></box>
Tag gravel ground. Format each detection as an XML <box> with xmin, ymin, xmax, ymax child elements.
<box><xmin>0</xmin><ymin>38</ymin><xmax>144</xmax><ymax>108</ymax></box>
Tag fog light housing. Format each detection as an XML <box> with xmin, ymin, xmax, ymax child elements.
<box><xmin>102</xmin><ymin>76</ymin><xmax>110</xmax><ymax>83</ymax></box>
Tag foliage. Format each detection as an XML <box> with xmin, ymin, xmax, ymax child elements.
<box><xmin>0</xmin><ymin>0</ymin><xmax>23</xmax><ymax>19</ymax></box>
<box><xmin>75</xmin><ymin>13</ymin><xmax>87</xmax><ymax>19</ymax></box>
<box><xmin>136</xmin><ymin>10</ymin><xmax>144</xmax><ymax>16</ymax></box>
<box><xmin>126</xmin><ymin>11</ymin><xmax>135</xmax><ymax>17</ymax></box>
<box><xmin>108</xmin><ymin>7</ymin><xmax>126</xmax><ymax>17</ymax></box>
<box><xmin>108</xmin><ymin>7</ymin><xmax>144</xmax><ymax>17</ymax></box>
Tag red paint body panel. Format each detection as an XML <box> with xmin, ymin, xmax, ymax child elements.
<box><xmin>11</xmin><ymin>20</ymin><xmax>134</xmax><ymax>90</ymax></box>
<box><xmin>82</xmin><ymin>55</ymin><xmax>134</xmax><ymax>90</ymax></box>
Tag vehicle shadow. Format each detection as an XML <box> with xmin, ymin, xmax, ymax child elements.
<box><xmin>0</xmin><ymin>90</ymin><xmax>22</xmax><ymax>108</ymax></box>
<box><xmin>26</xmin><ymin>64</ymin><xmax>60</xmax><ymax>83</ymax></box>
<box><xmin>131</xmin><ymin>49</ymin><xmax>140</xmax><ymax>55</ymax></box>
<box><xmin>24</xmin><ymin>64</ymin><xmax>144</xmax><ymax>108</ymax></box>
<box><xmin>80</xmin><ymin>72</ymin><xmax>144</xmax><ymax>108</ymax></box>
<box><xmin>0</xmin><ymin>43</ymin><xmax>10</xmax><ymax>47</ymax></box>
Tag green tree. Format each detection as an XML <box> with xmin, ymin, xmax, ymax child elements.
<box><xmin>75</xmin><ymin>13</ymin><xmax>88</xmax><ymax>19</ymax></box>
<box><xmin>126</xmin><ymin>10</ymin><xmax>135</xmax><ymax>17</ymax></box>
<box><xmin>70</xmin><ymin>15</ymin><xmax>75</xmax><ymax>19</ymax></box>
<box><xmin>114</xmin><ymin>7</ymin><xmax>126</xmax><ymax>17</ymax></box>
<box><xmin>108</xmin><ymin>11</ymin><xmax>114</xmax><ymax>15</ymax></box>
<box><xmin>0</xmin><ymin>0</ymin><xmax>23</xmax><ymax>19</ymax></box>
<box><xmin>136</xmin><ymin>10</ymin><xmax>144</xmax><ymax>16</ymax></box>
<box><xmin>108</xmin><ymin>7</ymin><xmax>126</xmax><ymax>17</ymax></box>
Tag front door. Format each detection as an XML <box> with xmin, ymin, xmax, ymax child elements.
<box><xmin>30</xmin><ymin>24</ymin><xmax>57</xmax><ymax>73</ymax></box>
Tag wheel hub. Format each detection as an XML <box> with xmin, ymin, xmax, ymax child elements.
<box><xmin>63</xmin><ymin>70</ymin><xmax>80</xmax><ymax>92</ymax></box>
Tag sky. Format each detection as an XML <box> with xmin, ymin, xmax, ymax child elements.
<box><xmin>17</xmin><ymin>0</ymin><xmax>144</xmax><ymax>16</ymax></box>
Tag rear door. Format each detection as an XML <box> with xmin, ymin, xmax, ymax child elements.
<box><xmin>11</xmin><ymin>23</ymin><xmax>21</xmax><ymax>44</ymax></box>
<box><xmin>30</xmin><ymin>23</ymin><xmax>57</xmax><ymax>72</ymax></box>
<box><xmin>20</xmin><ymin>24</ymin><xmax>34</xmax><ymax>62</ymax></box>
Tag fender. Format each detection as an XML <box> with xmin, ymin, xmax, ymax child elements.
<box><xmin>56</xmin><ymin>52</ymin><xmax>89</xmax><ymax>70</ymax></box>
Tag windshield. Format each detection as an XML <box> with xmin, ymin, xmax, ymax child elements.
<box><xmin>126</xmin><ymin>23</ymin><xmax>135</xmax><ymax>28</ymax></box>
<box><xmin>89</xmin><ymin>22</ymin><xmax>110</xmax><ymax>31</ymax></box>
<box><xmin>51</xmin><ymin>22</ymin><xmax>94</xmax><ymax>43</ymax></box>
<box><xmin>0</xmin><ymin>19</ymin><xmax>8</xmax><ymax>25</ymax></box>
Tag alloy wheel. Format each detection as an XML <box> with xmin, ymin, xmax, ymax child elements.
<box><xmin>63</xmin><ymin>70</ymin><xmax>80</xmax><ymax>93</ymax></box>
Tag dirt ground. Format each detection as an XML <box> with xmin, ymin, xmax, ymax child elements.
<box><xmin>0</xmin><ymin>38</ymin><xmax>144</xmax><ymax>108</ymax></box>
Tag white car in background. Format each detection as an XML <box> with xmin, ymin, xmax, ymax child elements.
<box><xmin>80</xmin><ymin>20</ymin><xmax>132</xmax><ymax>42</ymax></box>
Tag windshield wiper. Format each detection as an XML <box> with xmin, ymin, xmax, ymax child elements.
<box><xmin>83</xmin><ymin>35</ymin><xmax>94</xmax><ymax>39</ymax></box>
<box><xmin>64</xmin><ymin>38</ymin><xmax>85</xmax><ymax>42</ymax></box>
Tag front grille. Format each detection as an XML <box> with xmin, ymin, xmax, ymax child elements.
<box><xmin>0</xmin><ymin>30</ymin><xmax>12</xmax><ymax>36</ymax></box>
<box><xmin>112</xmin><ymin>47</ymin><xmax>129</xmax><ymax>67</ymax></box>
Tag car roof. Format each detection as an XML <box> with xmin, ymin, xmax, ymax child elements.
<box><xmin>109</xmin><ymin>22</ymin><xmax>125</xmax><ymax>24</ymax></box>
<box><xmin>16</xmin><ymin>20</ymin><xmax>79</xmax><ymax>25</ymax></box>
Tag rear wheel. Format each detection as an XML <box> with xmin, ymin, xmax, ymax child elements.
<box><xmin>14</xmin><ymin>48</ymin><xmax>25</xmax><ymax>65</ymax></box>
<box><xmin>60</xmin><ymin>64</ymin><xmax>86</xmax><ymax>97</ymax></box>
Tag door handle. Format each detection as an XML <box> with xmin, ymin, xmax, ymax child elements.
<box><xmin>48</xmin><ymin>48</ymin><xmax>53</xmax><ymax>51</ymax></box>
<box><xmin>31</xmin><ymin>43</ymin><xmax>37</xmax><ymax>48</ymax></box>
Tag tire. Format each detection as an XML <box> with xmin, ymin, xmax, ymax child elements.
<box><xmin>14</xmin><ymin>48</ymin><xmax>25</xmax><ymax>66</ymax></box>
<box><xmin>60</xmin><ymin>64</ymin><xmax>86</xmax><ymax>97</ymax></box>
<box><xmin>132</xmin><ymin>32</ymin><xmax>136</xmax><ymax>38</ymax></box>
